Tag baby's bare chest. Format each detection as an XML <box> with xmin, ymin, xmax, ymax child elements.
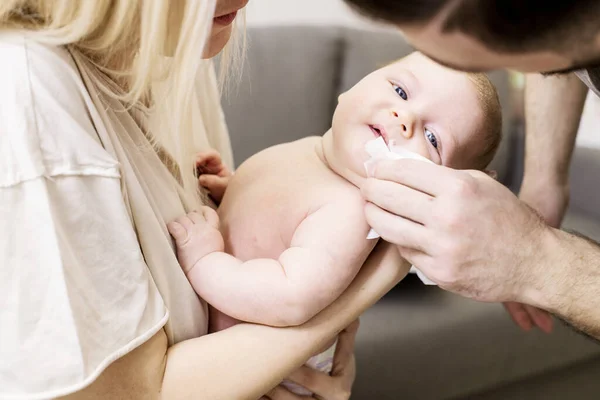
<box><xmin>218</xmin><ymin>140</ymin><xmax>339</xmax><ymax>261</ymax></box>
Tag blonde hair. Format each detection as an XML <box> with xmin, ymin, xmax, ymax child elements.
<box><xmin>466</xmin><ymin>73</ymin><xmax>502</xmax><ymax>170</ymax></box>
<box><xmin>0</xmin><ymin>0</ymin><xmax>244</xmax><ymax>205</ymax></box>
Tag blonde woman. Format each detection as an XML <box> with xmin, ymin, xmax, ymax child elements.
<box><xmin>0</xmin><ymin>1</ymin><xmax>409</xmax><ymax>399</ymax></box>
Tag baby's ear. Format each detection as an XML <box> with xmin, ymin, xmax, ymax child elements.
<box><xmin>485</xmin><ymin>170</ymin><xmax>498</xmax><ymax>180</ymax></box>
<box><xmin>337</xmin><ymin>92</ymin><xmax>347</xmax><ymax>103</ymax></box>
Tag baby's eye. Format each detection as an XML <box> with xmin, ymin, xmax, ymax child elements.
<box><xmin>425</xmin><ymin>129</ymin><xmax>438</xmax><ymax>149</ymax></box>
<box><xmin>392</xmin><ymin>84</ymin><xmax>408</xmax><ymax>100</ymax></box>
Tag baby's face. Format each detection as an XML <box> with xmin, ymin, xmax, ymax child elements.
<box><xmin>331</xmin><ymin>52</ymin><xmax>486</xmax><ymax>176</ymax></box>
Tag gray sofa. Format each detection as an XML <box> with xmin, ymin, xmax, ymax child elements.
<box><xmin>221</xmin><ymin>26</ymin><xmax>600</xmax><ymax>399</ymax></box>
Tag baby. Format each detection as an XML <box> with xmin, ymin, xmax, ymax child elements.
<box><xmin>168</xmin><ymin>52</ymin><xmax>502</xmax><ymax>395</ymax></box>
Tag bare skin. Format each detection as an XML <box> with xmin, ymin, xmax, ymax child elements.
<box><xmin>347</xmin><ymin>7</ymin><xmax>600</xmax><ymax>340</ymax></box>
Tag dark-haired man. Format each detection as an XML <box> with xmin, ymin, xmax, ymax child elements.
<box><xmin>346</xmin><ymin>0</ymin><xmax>600</xmax><ymax>339</ymax></box>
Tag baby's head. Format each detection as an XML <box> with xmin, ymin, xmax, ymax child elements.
<box><xmin>328</xmin><ymin>52</ymin><xmax>502</xmax><ymax>180</ymax></box>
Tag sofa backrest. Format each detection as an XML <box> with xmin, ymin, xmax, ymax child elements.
<box><xmin>221</xmin><ymin>26</ymin><xmax>514</xmax><ymax>183</ymax></box>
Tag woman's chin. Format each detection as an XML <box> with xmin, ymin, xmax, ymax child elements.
<box><xmin>203</xmin><ymin>26</ymin><xmax>233</xmax><ymax>59</ymax></box>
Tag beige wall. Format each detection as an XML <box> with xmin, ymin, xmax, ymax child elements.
<box><xmin>245</xmin><ymin>0</ymin><xmax>391</xmax><ymax>31</ymax></box>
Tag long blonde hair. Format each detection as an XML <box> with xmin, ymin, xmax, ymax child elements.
<box><xmin>0</xmin><ymin>0</ymin><xmax>243</xmax><ymax>205</ymax></box>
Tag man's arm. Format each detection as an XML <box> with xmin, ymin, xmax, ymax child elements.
<box><xmin>505</xmin><ymin>73</ymin><xmax>589</xmax><ymax>333</ymax></box>
<box><xmin>184</xmin><ymin>200</ymin><xmax>374</xmax><ymax>327</ymax></box>
<box><xmin>360</xmin><ymin>157</ymin><xmax>600</xmax><ymax>340</ymax></box>
<box><xmin>522</xmin><ymin>73</ymin><xmax>587</xmax><ymax>225</ymax></box>
<box><xmin>526</xmin><ymin>227</ymin><xmax>600</xmax><ymax>340</ymax></box>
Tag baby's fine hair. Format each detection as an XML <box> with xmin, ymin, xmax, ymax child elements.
<box><xmin>466</xmin><ymin>73</ymin><xmax>502</xmax><ymax>170</ymax></box>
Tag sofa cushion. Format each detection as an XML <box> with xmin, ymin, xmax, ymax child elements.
<box><xmin>354</xmin><ymin>277</ymin><xmax>600</xmax><ymax>399</ymax></box>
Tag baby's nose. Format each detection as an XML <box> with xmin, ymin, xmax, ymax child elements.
<box><xmin>390</xmin><ymin>109</ymin><xmax>413</xmax><ymax>139</ymax></box>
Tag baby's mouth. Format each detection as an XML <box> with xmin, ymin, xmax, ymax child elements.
<box><xmin>369</xmin><ymin>124</ymin><xmax>389</xmax><ymax>146</ymax></box>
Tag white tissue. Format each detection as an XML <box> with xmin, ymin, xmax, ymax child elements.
<box><xmin>364</xmin><ymin>136</ymin><xmax>437</xmax><ymax>286</ymax></box>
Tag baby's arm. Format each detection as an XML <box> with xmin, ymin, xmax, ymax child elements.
<box><xmin>169</xmin><ymin>199</ymin><xmax>374</xmax><ymax>327</ymax></box>
<box><xmin>196</xmin><ymin>150</ymin><xmax>232</xmax><ymax>204</ymax></box>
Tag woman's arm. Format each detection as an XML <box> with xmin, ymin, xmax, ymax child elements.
<box><xmin>163</xmin><ymin>241</ymin><xmax>407</xmax><ymax>400</ymax></box>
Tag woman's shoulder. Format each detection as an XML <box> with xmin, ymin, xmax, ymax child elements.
<box><xmin>0</xmin><ymin>31</ymin><xmax>81</xmax><ymax>106</ymax></box>
<box><xmin>0</xmin><ymin>31</ymin><xmax>119</xmax><ymax>188</ymax></box>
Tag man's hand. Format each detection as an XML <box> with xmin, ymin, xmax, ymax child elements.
<box><xmin>264</xmin><ymin>320</ymin><xmax>359</xmax><ymax>400</ymax></box>
<box><xmin>502</xmin><ymin>178</ymin><xmax>570</xmax><ymax>333</ymax></box>
<box><xmin>196</xmin><ymin>150</ymin><xmax>232</xmax><ymax>204</ymax></box>
<box><xmin>167</xmin><ymin>207</ymin><xmax>224</xmax><ymax>275</ymax></box>
<box><xmin>361</xmin><ymin>159</ymin><xmax>552</xmax><ymax>303</ymax></box>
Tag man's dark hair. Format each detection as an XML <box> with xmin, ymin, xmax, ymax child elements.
<box><xmin>344</xmin><ymin>0</ymin><xmax>600</xmax><ymax>55</ymax></box>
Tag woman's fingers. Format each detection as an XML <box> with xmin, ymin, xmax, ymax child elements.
<box><xmin>331</xmin><ymin>319</ymin><xmax>359</xmax><ymax>376</ymax></box>
<box><xmin>285</xmin><ymin>321</ymin><xmax>358</xmax><ymax>399</ymax></box>
<box><xmin>264</xmin><ymin>385</ymin><xmax>306</xmax><ymax>400</ymax></box>
<box><xmin>286</xmin><ymin>365</ymin><xmax>332</xmax><ymax>396</ymax></box>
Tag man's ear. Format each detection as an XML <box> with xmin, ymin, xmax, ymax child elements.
<box><xmin>485</xmin><ymin>170</ymin><xmax>498</xmax><ymax>180</ymax></box>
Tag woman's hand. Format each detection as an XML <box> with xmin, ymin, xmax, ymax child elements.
<box><xmin>196</xmin><ymin>150</ymin><xmax>232</xmax><ymax>204</ymax></box>
<box><xmin>264</xmin><ymin>320</ymin><xmax>359</xmax><ymax>400</ymax></box>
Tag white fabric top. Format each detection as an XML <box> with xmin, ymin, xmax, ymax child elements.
<box><xmin>0</xmin><ymin>32</ymin><xmax>233</xmax><ymax>399</ymax></box>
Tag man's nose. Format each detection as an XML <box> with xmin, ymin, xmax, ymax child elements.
<box><xmin>390</xmin><ymin>108</ymin><xmax>416</xmax><ymax>139</ymax></box>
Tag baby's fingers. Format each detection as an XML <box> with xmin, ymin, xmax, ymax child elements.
<box><xmin>199</xmin><ymin>174</ymin><xmax>229</xmax><ymax>202</ymax></box>
<box><xmin>201</xmin><ymin>206</ymin><xmax>220</xmax><ymax>229</ymax></box>
<box><xmin>188</xmin><ymin>211</ymin><xmax>207</xmax><ymax>225</ymax></box>
<box><xmin>196</xmin><ymin>150</ymin><xmax>223</xmax><ymax>173</ymax></box>
<box><xmin>167</xmin><ymin>221</ymin><xmax>189</xmax><ymax>244</ymax></box>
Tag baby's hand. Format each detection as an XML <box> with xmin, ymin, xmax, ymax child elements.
<box><xmin>167</xmin><ymin>207</ymin><xmax>224</xmax><ymax>275</ymax></box>
<box><xmin>196</xmin><ymin>150</ymin><xmax>232</xmax><ymax>204</ymax></box>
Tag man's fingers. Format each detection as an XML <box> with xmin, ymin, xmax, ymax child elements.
<box><xmin>362</xmin><ymin>177</ymin><xmax>434</xmax><ymax>225</ymax></box>
<box><xmin>396</xmin><ymin>246</ymin><xmax>432</xmax><ymax>277</ymax></box>
<box><xmin>504</xmin><ymin>302</ymin><xmax>533</xmax><ymax>331</ymax></box>
<box><xmin>371</xmin><ymin>159</ymin><xmax>456</xmax><ymax>197</ymax></box>
<box><xmin>525</xmin><ymin>305</ymin><xmax>554</xmax><ymax>333</ymax></box>
<box><xmin>364</xmin><ymin>202</ymin><xmax>430</xmax><ymax>253</ymax></box>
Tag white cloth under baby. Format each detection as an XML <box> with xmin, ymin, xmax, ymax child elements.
<box><xmin>364</xmin><ymin>137</ymin><xmax>437</xmax><ymax>286</ymax></box>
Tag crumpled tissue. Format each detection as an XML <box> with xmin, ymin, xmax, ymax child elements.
<box><xmin>364</xmin><ymin>136</ymin><xmax>437</xmax><ymax>285</ymax></box>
